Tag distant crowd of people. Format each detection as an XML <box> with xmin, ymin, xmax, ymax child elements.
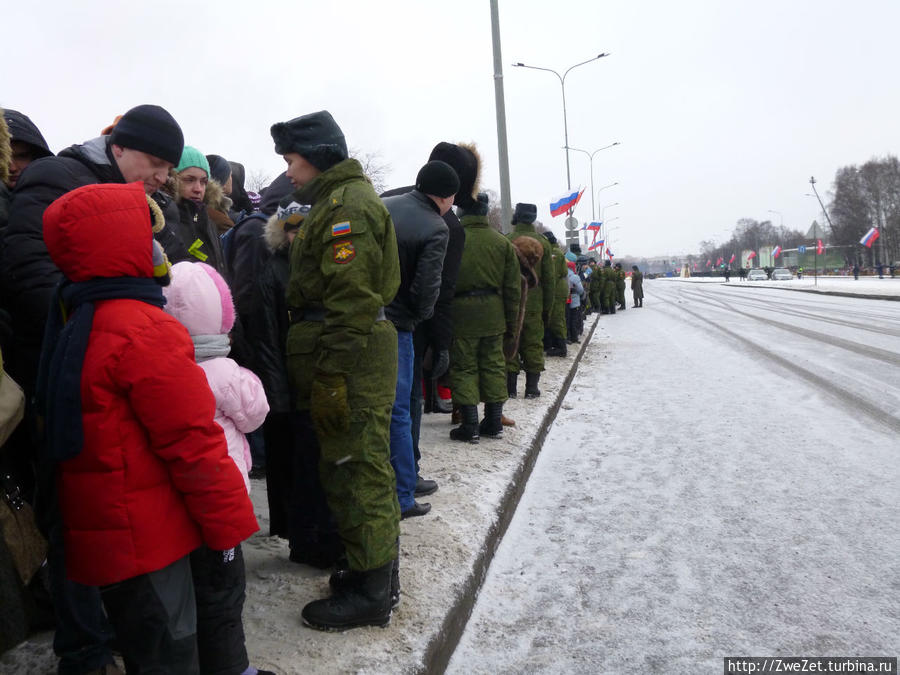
<box><xmin>0</xmin><ymin>104</ymin><xmax>646</xmax><ymax>672</ymax></box>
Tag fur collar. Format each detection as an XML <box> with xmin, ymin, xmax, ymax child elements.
<box><xmin>0</xmin><ymin>111</ymin><xmax>10</xmax><ymax>185</ymax></box>
<box><xmin>264</xmin><ymin>212</ymin><xmax>289</xmax><ymax>252</ymax></box>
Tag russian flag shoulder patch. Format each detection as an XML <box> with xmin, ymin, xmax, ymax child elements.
<box><xmin>331</xmin><ymin>221</ymin><xmax>351</xmax><ymax>237</ymax></box>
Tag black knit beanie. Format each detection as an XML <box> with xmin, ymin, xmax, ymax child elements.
<box><xmin>429</xmin><ymin>142</ymin><xmax>478</xmax><ymax>209</ymax></box>
<box><xmin>512</xmin><ymin>202</ymin><xmax>537</xmax><ymax>225</ymax></box>
<box><xmin>206</xmin><ymin>154</ymin><xmax>232</xmax><ymax>185</ymax></box>
<box><xmin>270</xmin><ymin>110</ymin><xmax>348</xmax><ymax>172</ymax></box>
<box><xmin>109</xmin><ymin>104</ymin><xmax>184</xmax><ymax>166</ymax></box>
<box><xmin>415</xmin><ymin>160</ymin><xmax>460</xmax><ymax>198</ymax></box>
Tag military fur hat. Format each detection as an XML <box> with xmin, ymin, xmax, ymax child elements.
<box><xmin>512</xmin><ymin>203</ymin><xmax>537</xmax><ymax>225</ymax></box>
<box><xmin>271</xmin><ymin>110</ymin><xmax>348</xmax><ymax>172</ymax></box>
<box><xmin>459</xmin><ymin>191</ymin><xmax>490</xmax><ymax>217</ymax></box>
<box><xmin>429</xmin><ymin>142</ymin><xmax>481</xmax><ymax>209</ymax></box>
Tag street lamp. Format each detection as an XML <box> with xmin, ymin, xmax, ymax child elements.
<box><xmin>767</xmin><ymin>209</ymin><xmax>783</xmax><ymax>228</ymax></box>
<box><xmin>567</xmin><ymin>143</ymin><xmax>620</xmax><ymax>219</ymax></box>
<box><xmin>512</xmin><ymin>53</ymin><xmax>610</xmax><ymax>192</ymax></box>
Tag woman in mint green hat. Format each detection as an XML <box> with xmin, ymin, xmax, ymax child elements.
<box><xmin>167</xmin><ymin>145</ymin><xmax>226</xmax><ymax>273</ymax></box>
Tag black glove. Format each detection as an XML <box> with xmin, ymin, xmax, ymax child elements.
<box><xmin>430</xmin><ymin>349</ymin><xmax>450</xmax><ymax>379</ymax></box>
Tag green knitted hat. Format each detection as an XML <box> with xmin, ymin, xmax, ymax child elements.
<box><xmin>175</xmin><ymin>146</ymin><xmax>210</xmax><ymax>176</ymax></box>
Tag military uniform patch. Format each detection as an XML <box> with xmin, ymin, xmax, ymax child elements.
<box><xmin>331</xmin><ymin>221</ymin><xmax>351</xmax><ymax>237</ymax></box>
<box><xmin>333</xmin><ymin>240</ymin><xmax>356</xmax><ymax>264</ymax></box>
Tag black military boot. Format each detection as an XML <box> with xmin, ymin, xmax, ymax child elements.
<box><xmin>423</xmin><ymin>377</ymin><xmax>434</xmax><ymax>413</ymax></box>
<box><xmin>303</xmin><ymin>559</ymin><xmax>393</xmax><ymax>631</ymax></box>
<box><xmin>449</xmin><ymin>405</ymin><xmax>480</xmax><ymax>443</ymax></box>
<box><xmin>524</xmin><ymin>372</ymin><xmax>541</xmax><ymax>399</ymax></box>
<box><xmin>330</xmin><ymin>556</ymin><xmax>400</xmax><ymax>609</ymax></box>
<box><xmin>506</xmin><ymin>372</ymin><xmax>518</xmax><ymax>399</ymax></box>
<box><xmin>479</xmin><ymin>401</ymin><xmax>505</xmax><ymax>438</ymax></box>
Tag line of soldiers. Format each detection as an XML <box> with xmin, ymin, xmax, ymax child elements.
<box><xmin>585</xmin><ymin>259</ymin><xmax>628</xmax><ymax>314</ymax></box>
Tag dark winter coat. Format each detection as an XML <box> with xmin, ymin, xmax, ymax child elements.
<box><xmin>381</xmin><ymin>184</ymin><xmax>465</xmax><ymax>354</ymax></box>
<box><xmin>1</xmin><ymin>137</ymin><xmax>178</xmax><ymax>392</ymax></box>
<box><xmin>382</xmin><ymin>189</ymin><xmax>449</xmax><ymax>332</ymax></box>
<box><xmin>41</xmin><ymin>182</ymin><xmax>258</xmax><ymax>587</ymax></box>
<box><xmin>252</xmin><ymin>214</ymin><xmax>293</xmax><ymax>414</ymax></box>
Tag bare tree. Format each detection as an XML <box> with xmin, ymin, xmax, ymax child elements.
<box><xmin>246</xmin><ymin>169</ymin><xmax>272</xmax><ymax>193</ymax></box>
<box><xmin>483</xmin><ymin>189</ymin><xmax>504</xmax><ymax>232</ymax></box>
<box><xmin>351</xmin><ymin>148</ymin><xmax>391</xmax><ymax>195</ymax></box>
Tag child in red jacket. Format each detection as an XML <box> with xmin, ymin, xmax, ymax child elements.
<box><xmin>38</xmin><ymin>182</ymin><xmax>259</xmax><ymax>673</ymax></box>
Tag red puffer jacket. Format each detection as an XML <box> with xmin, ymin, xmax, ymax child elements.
<box><xmin>42</xmin><ymin>182</ymin><xmax>258</xmax><ymax>586</ymax></box>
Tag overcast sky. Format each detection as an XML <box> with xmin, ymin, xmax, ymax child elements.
<box><xmin>6</xmin><ymin>0</ymin><xmax>899</xmax><ymax>258</ymax></box>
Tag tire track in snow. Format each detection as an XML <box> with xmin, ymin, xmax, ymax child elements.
<box><xmin>655</xmin><ymin>293</ymin><xmax>900</xmax><ymax>435</ymax></box>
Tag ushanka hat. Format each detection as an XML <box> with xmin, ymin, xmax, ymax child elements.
<box><xmin>109</xmin><ymin>104</ymin><xmax>184</xmax><ymax>166</ymax></box>
<box><xmin>270</xmin><ymin>110</ymin><xmax>348</xmax><ymax>172</ymax></box>
<box><xmin>206</xmin><ymin>154</ymin><xmax>232</xmax><ymax>185</ymax></box>
<box><xmin>429</xmin><ymin>142</ymin><xmax>480</xmax><ymax>209</ymax></box>
<box><xmin>512</xmin><ymin>202</ymin><xmax>537</xmax><ymax>224</ymax></box>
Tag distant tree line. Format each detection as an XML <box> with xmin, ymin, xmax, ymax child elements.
<box><xmin>830</xmin><ymin>155</ymin><xmax>899</xmax><ymax>266</ymax></box>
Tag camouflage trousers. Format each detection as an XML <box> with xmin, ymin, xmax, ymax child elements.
<box><xmin>317</xmin><ymin>404</ymin><xmax>400</xmax><ymax>571</ymax></box>
<box><xmin>450</xmin><ymin>334</ymin><xmax>507</xmax><ymax>405</ymax></box>
<box><xmin>507</xmin><ymin>313</ymin><xmax>545</xmax><ymax>373</ymax></box>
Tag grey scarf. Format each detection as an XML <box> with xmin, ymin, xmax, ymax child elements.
<box><xmin>192</xmin><ymin>334</ymin><xmax>231</xmax><ymax>362</ymax></box>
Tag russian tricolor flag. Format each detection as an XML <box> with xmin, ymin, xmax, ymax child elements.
<box><xmin>582</xmin><ymin>221</ymin><xmax>602</xmax><ymax>232</ymax></box>
<box><xmin>588</xmin><ymin>238</ymin><xmax>604</xmax><ymax>252</ymax></box>
<box><xmin>550</xmin><ymin>187</ymin><xmax>585</xmax><ymax>217</ymax></box>
<box><xmin>860</xmin><ymin>227</ymin><xmax>880</xmax><ymax>248</ymax></box>
<box><xmin>606</xmin><ymin>247</ymin><xmax>614</xmax><ymax>259</ymax></box>
<box><xmin>772</xmin><ymin>245</ymin><xmax>782</xmax><ymax>259</ymax></box>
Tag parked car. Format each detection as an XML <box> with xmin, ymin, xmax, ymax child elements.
<box><xmin>771</xmin><ymin>267</ymin><xmax>793</xmax><ymax>281</ymax></box>
<box><xmin>746</xmin><ymin>268</ymin><xmax>768</xmax><ymax>281</ymax></box>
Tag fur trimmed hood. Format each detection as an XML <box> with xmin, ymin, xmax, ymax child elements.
<box><xmin>163</xmin><ymin>261</ymin><xmax>236</xmax><ymax>336</ymax></box>
<box><xmin>511</xmin><ymin>235</ymin><xmax>543</xmax><ymax>288</ymax></box>
<box><xmin>264</xmin><ymin>211</ymin><xmax>290</xmax><ymax>252</ymax></box>
<box><xmin>0</xmin><ymin>110</ymin><xmax>10</xmax><ymax>185</ymax></box>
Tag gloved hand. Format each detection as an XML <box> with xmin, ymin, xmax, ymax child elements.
<box><xmin>310</xmin><ymin>373</ymin><xmax>349</xmax><ymax>436</ymax></box>
<box><xmin>430</xmin><ymin>349</ymin><xmax>450</xmax><ymax>379</ymax></box>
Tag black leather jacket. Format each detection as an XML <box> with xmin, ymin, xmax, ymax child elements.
<box><xmin>382</xmin><ymin>190</ymin><xmax>449</xmax><ymax>332</ymax></box>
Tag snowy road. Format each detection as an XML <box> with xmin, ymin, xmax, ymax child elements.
<box><xmin>448</xmin><ymin>280</ymin><xmax>900</xmax><ymax>674</ymax></box>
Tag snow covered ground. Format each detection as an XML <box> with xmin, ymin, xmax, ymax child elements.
<box><xmin>5</xmin><ymin>279</ymin><xmax>897</xmax><ymax>673</ymax></box>
<box><xmin>449</xmin><ymin>280</ymin><xmax>900</xmax><ymax>673</ymax></box>
<box><xmin>663</xmin><ymin>274</ymin><xmax>900</xmax><ymax>298</ymax></box>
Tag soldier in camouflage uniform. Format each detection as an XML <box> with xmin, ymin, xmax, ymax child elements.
<box><xmin>506</xmin><ymin>203</ymin><xmax>554</xmax><ymax>398</ymax></box>
<box><xmin>631</xmin><ymin>264</ymin><xmax>644</xmax><ymax>307</ymax></box>
<box><xmin>543</xmin><ymin>231</ymin><xmax>569</xmax><ymax>357</ymax></box>
<box><xmin>449</xmin><ymin>193</ymin><xmax>520</xmax><ymax>442</ymax></box>
<box><xmin>602</xmin><ymin>259</ymin><xmax>617</xmax><ymax>314</ymax></box>
<box><xmin>272</xmin><ymin>110</ymin><xmax>400</xmax><ymax>631</ymax></box>
<box><xmin>588</xmin><ymin>259</ymin><xmax>603</xmax><ymax>313</ymax></box>
<box><xmin>614</xmin><ymin>262</ymin><xmax>627</xmax><ymax>310</ymax></box>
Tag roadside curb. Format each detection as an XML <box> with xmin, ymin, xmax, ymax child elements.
<box><xmin>421</xmin><ymin>314</ymin><xmax>601</xmax><ymax>674</ymax></box>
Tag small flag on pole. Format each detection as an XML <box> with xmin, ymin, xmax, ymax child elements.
<box><xmin>705</xmin><ymin>259</ymin><xmax>711</xmax><ymax>268</ymax></box>
<box><xmin>816</xmin><ymin>239</ymin><xmax>824</xmax><ymax>255</ymax></box>
<box><xmin>716</xmin><ymin>256</ymin><xmax>723</xmax><ymax>266</ymax></box>
<box><xmin>582</xmin><ymin>221</ymin><xmax>602</xmax><ymax>232</ymax></box>
<box><xmin>728</xmin><ymin>253</ymin><xmax>736</xmax><ymax>264</ymax></box>
<box><xmin>606</xmin><ymin>247</ymin><xmax>614</xmax><ymax>259</ymax></box>
<box><xmin>549</xmin><ymin>187</ymin><xmax>585</xmax><ymax>217</ymax></box>
<box><xmin>772</xmin><ymin>245</ymin><xmax>782</xmax><ymax>259</ymax></box>
<box><xmin>588</xmin><ymin>238</ymin><xmax>604</xmax><ymax>252</ymax></box>
<box><xmin>747</xmin><ymin>251</ymin><xmax>757</xmax><ymax>260</ymax></box>
<box><xmin>859</xmin><ymin>227</ymin><xmax>880</xmax><ymax>248</ymax></box>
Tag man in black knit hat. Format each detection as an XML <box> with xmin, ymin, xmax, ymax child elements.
<box><xmin>0</xmin><ymin>103</ymin><xmax>183</xmax><ymax>675</ymax></box>
<box><xmin>382</xmin><ymin>160</ymin><xmax>458</xmax><ymax>521</ymax></box>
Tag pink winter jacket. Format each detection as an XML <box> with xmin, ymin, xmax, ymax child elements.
<box><xmin>163</xmin><ymin>261</ymin><xmax>269</xmax><ymax>492</ymax></box>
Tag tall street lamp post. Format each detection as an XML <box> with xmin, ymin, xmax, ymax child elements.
<box><xmin>512</xmin><ymin>54</ymin><xmax>610</xmax><ymax>193</ymax></box>
<box><xmin>567</xmin><ymin>142</ymin><xmax>620</xmax><ymax>219</ymax></box>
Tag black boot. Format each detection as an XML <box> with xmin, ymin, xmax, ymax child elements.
<box><xmin>479</xmin><ymin>401</ymin><xmax>505</xmax><ymax>438</ymax></box>
<box><xmin>506</xmin><ymin>372</ymin><xmax>518</xmax><ymax>399</ymax></box>
<box><xmin>330</xmin><ymin>556</ymin><xmax>400</xmax><ymax>609</ymax></box>
<box><xmin>303</xmin><ymin>559</ymin><xmax>393</xmax><ymax>631</ymax></box>
<box><xmin>524</xmin><ymin>372</ymin><xmax>541</xmax><ymax>399</ymax></box>
<box><xmin>449</xmin><ymin>404</ymin><xmax>480</xmax><ymax>443</ymax></box>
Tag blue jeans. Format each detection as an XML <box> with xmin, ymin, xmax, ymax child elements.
<box><xmin>389</xmin><ymin>331</ymin><xmax>416</xmax><ymax>511</ymax></box>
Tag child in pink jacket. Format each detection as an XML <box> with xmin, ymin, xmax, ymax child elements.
<box><xmin>164</xmin><ymin>261</ymin><xmax>269</xmax><ymax>492</ymax></box>
<box><xmin>163</xmin><ymin>260</ymin><xmax>271</xmax><ymax>675</ymax></box>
